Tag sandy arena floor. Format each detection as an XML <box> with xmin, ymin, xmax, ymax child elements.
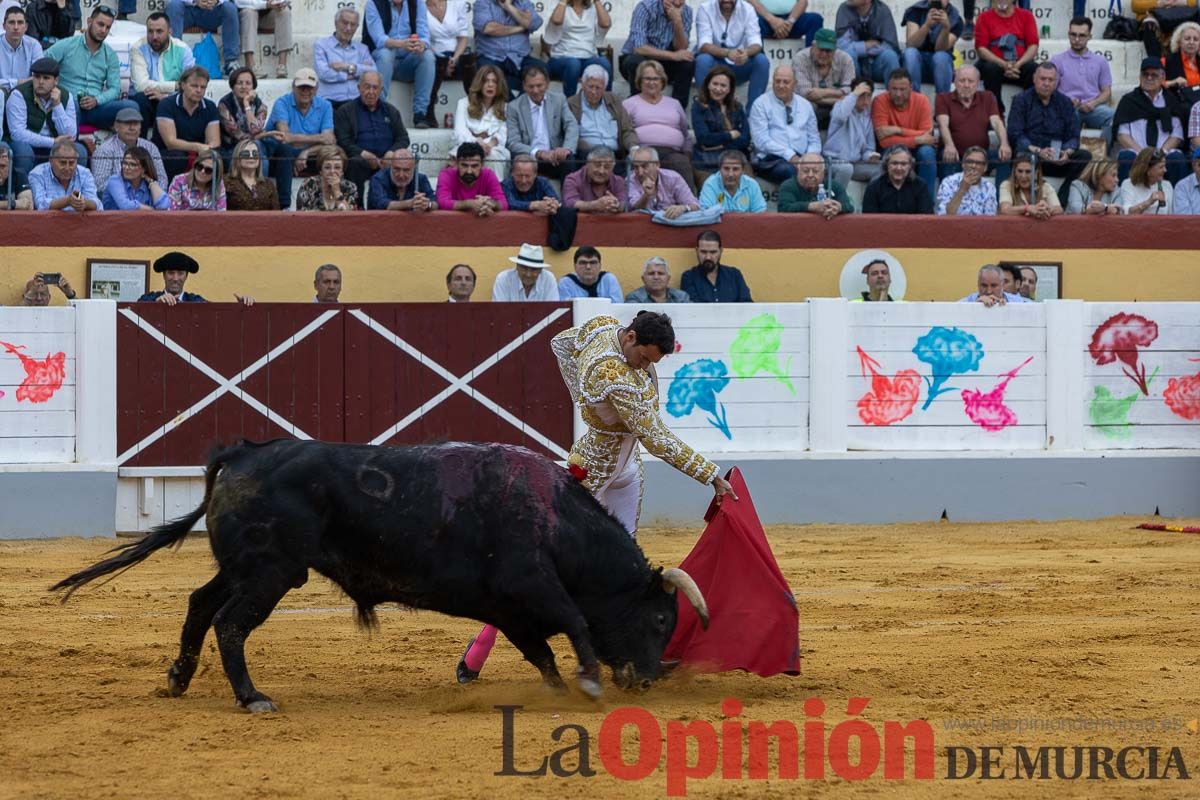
<box><xmin>2</xmin><ymin>519</ymin><xmax>1199</xmax><ymax>799</ymax></box>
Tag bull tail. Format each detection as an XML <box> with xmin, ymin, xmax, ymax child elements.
<box><xmin>50</xmin><ymin>442</ymin><xmax>240</xmax><ymax>600</ymax></box>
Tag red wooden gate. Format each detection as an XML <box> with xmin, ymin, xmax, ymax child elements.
<box><xmin>116</xmin><ymin>303</ymin><xmax>574</xmax><ymax>467</ymax></box>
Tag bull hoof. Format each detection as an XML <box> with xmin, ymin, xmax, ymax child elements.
<box><xmin>577</xmin><ymin>676</ymin><xmax>603</xmax><ymax>699</ymax></box>
<box><xmin>166</xmin><ymin>666</ymin><xmax>188</xmax><ymax>697</ymax></box>
<box><xmin>243</xmin><ymin>699</ymin><xmax>279</xmax><ymax>714</ymax></box>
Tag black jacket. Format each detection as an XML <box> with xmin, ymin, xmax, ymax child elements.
<box><xmin>333</xmin><ymin>98</ymin><xmax>410</xmax><ymax>159</ymax></box>
<box><xmin>862</xmin><ymin>175</ymin><xmax>933</xmax><ymax>214</ymax></box>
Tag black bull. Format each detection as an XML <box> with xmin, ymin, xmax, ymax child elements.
<box><xmin>52</xmin><ymin>439</ymin><xmax>709</xmax><ymax>711</ymax></box>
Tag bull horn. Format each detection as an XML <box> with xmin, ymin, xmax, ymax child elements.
<box><xmin>662</xmin><ymin>568</ymin><xmax>709</xmax><ymax>630</ymax></box>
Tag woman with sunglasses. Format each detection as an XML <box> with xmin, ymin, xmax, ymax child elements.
<box><xmin>296</xmin><ymin>145</ymin><xmax>358</xmax><ymax>211</ymax></box>
<box><xmin>102</xmin><ymin>146</ymin><xmax>170</xmax><ymax>211</ymax></box>
<box><xmin>1122</xmin><ymin>147</ymin><xmax>1174</xmax><ymax>214</ymax></box>
<box><xmin>623</xmin><ymin>60</ymin><xmax>696</xmax><ymax>191</ymax></box>
<box><xmin>998</xmin><ymin>153</ymin><xmax>1061</xmax><ymax>219</ymax></box>
<box><xmin>167</xmin><ymin>149</ymin><xmax>227</xmax><ymax>211</ymax></box>
<box><xmin>691</xmin><ymin>65</ymin><xmax>751</xmax><ymax>174</ymax></box>
<box><xmin>226</xmin><ymin>139</ymin><xmax>280</xmax><ymax>210</ymax></box>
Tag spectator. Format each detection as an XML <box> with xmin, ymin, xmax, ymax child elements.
<box><xmin>699</xmin><ymin>149</ymin><xmax>766</xmax><ymax>212</ymax></box>
<box><xmin>692</xmin><ymin>64</ymin><xmax>752</xmax><ymax>173</ymax></box>
<box><xmin>426</xmin><ymin>0</ymin><xmax>476</xmax><ymax>124</ymax></box>
<box><xmin>0</xmin><ymin>144</ymin><xmax>33</xmax><ymax>210</ymax></box>
<box><xmin>935</xmin><ymin>144</ymin><xmax>996</xmax><ymax>215</ymax></box>
<box><xmin>167</xmin><ymin>148</ymin><xmax>226</xmax><ymax>210</ymax></box>
<box><xmin>314</xmin><ymin>264</ymin><xmax>342</xmax><ymax>303</ymax></box>
<box><xmin>22</xmin><ymin>273</ymin><xmax>75</xmax><ymax>305</ymax></box>
<box><xmin>971</xmin><ymin>0</ymin><xmax>1037</xmax><ymax>114</ymax></box>
<box><xmin>562</xmin><ymin>145</ymin><xmax>626</xmax><ymax>212</ymax></box>
<box><xmin>491</xmin><ymin>242</ymin><xmax>560</xmax><ymax>301</ymax></box>
<box><xmin>101</xmin><ymin>145</ymin><xmax>170</xmax><ymax>210</ymax></box>
<box><xmin>1114</xmin><ymin>59</ymin><xmax>1189</xmax><ymax>184</ymax></box>
<box><xmin>1193</xmin><ymin>101</ymin><xmax>1200</xmax><ymax>149</ymax></box>
<box><xmin>367</xmin><ymin>147</ymin><xmax>436</xmax><ymax>210</ymax></box>
<box><xmin>935</xmin><ymin>64</ymin><xmax>1010</xmax><ymax>182</ymax></box>
<box><xmin>166</xmin><ymin>0</ymin><xmax>240</xmax><ymax>77</ymax></box>
<box><xmin>1018</xmin><ymin>266</ymin><xmax>1037</xmax><ymax>300</ymax></box>
<box><xmin>680</xmin><ymin>230</ymin><xmax>753</xmax><ymax>303</ymax></box>
<box><xmin>1066</xmin><ymin>158</ymin><xmax>1122</xmax><ymax>215</ymax></box>
<box><xmin>502</xmin><ymin>152</ymin><xmax>562</xmax><ymax>213</ymax></box>
<box><xmin>472</xmin><ymin>0</ymin><xmax>544</xmax><ymax>97</ymax></box>
<box><xmin>748</xmin><ymin>0</ymin><xmax>821</xmax><ymax>45</ymax></box>
<box><xmin>779</xmin><ymin>151</ymin><xmax>853</xmax><ymax>216</ymax></box>
<box><xmin>695</xmin><ymin>0</ymin><xmax>769</xmax><ymax>109</ymax></box>
<box><xmin>0</xmin><ymin>7</ymin><xmax>43</xmax><ymax>92</ymax></box>
<box><xmin>1121</xmin><ymin>146</ymin><xmax>1174</xmax><ymax>214</ymax></box>
<box><xmin>88</xmin><ymin>107</ymin><xmax>168</xmax><ymax>193</ymax></box>
<box><xmin>901</xmin><ymin>0</ymin><xmax>961</xmax><ymax>94</ymax></box>
<box><xmin>1136</xmin><ymin>0</ymin><xmax>1198</xmax><ymax>61</ymax></box>
<box><xmin>452</xmin><ymin>64</ymin><xmax>510</xmax><ymax>173</ymax></box>
<box><xmin>624</xmin><ymin>260</ymin><xmax>691</xmax><ymax>303</ymax></box>
<box><xmin>623</xmin><ymin>59</ymin><xmax>694</xmax><ymax>189</ymax></box>
<box><xmin>998</xmin><ymin>152</ymin><xmax>1062</xmax><ymax>219</ymax></box>
<box><xmin>435</xmin><ymin>140</ymin><xmax>507</xmax><ymax>213</ymax></box>
<box><xmin>558</xmin><ymin>245</ymin><xmax>622</xmax><ymax>301</ymax></box>
<box><xmin>6</xmin><ymin>57</ymin><xmax>87</xmax><ymax>174</ymax></box>
<box><xmin>619</xmin><ymin>0</ymin><xmax>694</xmax><ymax>109</ymax></box>
<box><xmin>26</xmin><ymin>0</ymin><xmax>78</xmax><ymax>50</ymax></box>
<box><xmin>568</xmin><ymin>63</ymin><xmax>637</xmax><ymax>164</ymax></box>
<box><xmin>225</xmin><ymin>138</ymin><xmax>281</xmax><ymax>210</ymax></box>
<box><xmin>1006</xmin><ymin>62</ymin><xmax>1091</xmax><ymax>206</ymax></box>
<box><xmin>825</xmin><ymin>77</ymin><xmax>880</xmax><ymax>187</ymax></box>
<box><xmin>334</xmin><ymin>70</ymin><xmax>410</xmax><ymax>196</ymax></box>
<box><xmin>238</xmin><ymin>0</ymin><xmax>292</xmax><ymax>80</ymax></box>
<box><xmin>269</xmin><ymin>68</ymin><xmax>336</xmax><ymax>207</ymax></box>
<box><xmin>998</xmin><ymin>263</ymin><xmax>1022</xmax><ymax>294</ymax></box>
<box><xmin>129</xmin><ymin>13</ymin><xmax>194</xmax><ymax>131</ymax></box>
<box><xmin>1050</xmin><ymin>17</ymin><xmax>1114</xmax><ymax>145</ymax></box>
<box><xmin>854</xmin><ymin>258</ymin><xmax>894</xmax><ymax>301</ymax></box>
<box><xmin>750</xmin><ymin>64</ymin><xmax>820</xmax><ymax>184</ymax></box>
<box><xmin>157</xmin><ymin>65</ymin><xmax>221</xmax><ymax>180</ymax></box>
<box><xmin>871</xmin><ymin>68</ymin><xmax>936</xmax><ymax>204</ymax></box>
<box><xmin>960</xmin><ymin>263</ymin><xmax>1030</xmax><ymax>306</ymax></box>
<box><xmin>862</xmin><ymin>145</ymin><xmax>932</xmax><ymax>213</ymax></box>
<box><xmin>315</xmin><ymin>8</ymin><xmax>378</xmax><ymax>111</ymax></box>
<box><xmin>296</xmin><ymin>144</ymin><xmax>358</xmax><ymax>210</ymax></box>
<box><xmin>446</xmin><ymin>263</ymin><xmax>477</xmax><ymax>301</ymax></box>
<box><xmin>138</xmin><ymin>251</ymin><xmax>254</xmax><ymax>305</ymax></box>
<box><xmin>835</xmin><ymin>0</ymin><xmax>900</xmax><ymax>82</ymax></box>
<box><xmin>793</xmin><ymin>28</ymin><xmax>855</xmax><ymax>129</ymax></box>
<box><xmin>625</xmin><ymin>256</ymin><xmax>691</xmax><ymax>303</ymax></box>
<box><xmin>217</xmin><ymin>68</ymin><xmax>286</xmax><ymax>191</ymax></box>
<box><xmin>507</xmin><ymin>63</ymin><xmax>578</xmax><ymax>180</ymax></box>
<box><xmin>45</xmin><ymin>7</ymin><xmax>140</xmax><ymax>130</ymax></box>
<box><xmin>364</xmin><ymin>0</ymin><xmax>437</xmax><ymax>126</ymax></box>
<box><xmin>543</xmin><ymin>0</ymin><xmax>611</xmax><ymax>97</ymax></box>
<box><xmin>627</xmin><ymin>144</ymin><xmax>699</xmax><ymax>218</ymax></box>
<box><xmin>29</xmin><ymin>136</ymin><xmax>100</xmax><ymax>212</ymax></box>
<box><xmin>1165</xmin><ymin>21</ymin><xmax>1200</xmax><ymax>109</ymax></box>
<box><xmin>1174</xmin><ymin>146</ymin><xmax>1200</xmax><ymax>214</ymax></box>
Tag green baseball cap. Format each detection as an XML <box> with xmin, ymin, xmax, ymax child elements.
<box><xmin>814</xmin><ymin>29</ymin><xmax>837</xmax><ymax>50</ymax></box>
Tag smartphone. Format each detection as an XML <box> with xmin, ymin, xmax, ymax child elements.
<box><xmin>41</xmin><ymin>272</ymin><xmax>62</xmax><ymax>286</ymax></box>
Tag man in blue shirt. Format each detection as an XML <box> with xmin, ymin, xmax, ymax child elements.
<box><xmin>0</xmin><ymin>7</ymin><xmax>44</xmax><ymax>92</ymax></box>
<box><xmin>501</xmin><ymin>153</ymin><xmax>562</xmax><ymax>213</ymax></box>
<box><xmin>1172</xmin><ymin>148</ymin><xmax>1200</xmax><ymax>216</ymax></box>
<box><xmin>698</xmin><ymin>149</ymin><xmax>767</xmax><ymax>212</ymax></box>
<box><xmin>473</xmin><ymin>0</ymin><xmax>544</xmax><ymax>97</ymax></box>
<box><xmin>363</xmin><ymin>0</ymin><xmax>436</xmax><ymax>126</ymax></box>
<box><xmin>1006</xmin><ymin>61</ymin><xmax>1090</xmax><ymax>207</ymax></box>
<box><xmin>315</xmin><ymin>8</ymin><xmax>377</xmax><ymax>109</ymax></box>
<box><xmin>29</xmin><ymin>136</ymin><xmax>100</xmax><ymax>211</ymax></box>
<box><xmin>155</xmin><ymin>65</ymin><xmax>220</xmax><ymax>179</ymax></box>
<box><xmin>959</xmin><ymin>264</ymin><xmax>1031</xmax><ymax>306</ymax></box>
<box><xmin>680</xmin><ymin>230</ymin><xmax>754</xmax><ymax>303</ymax></box>
<box><xmin>620</xmin><ymin>0</ymin><xmax>695</xmax><ymax>108</ymax></box>
<box><xmin>557</xmin><ymin>246</ymin><xmax>624</xmax><ymax>302</ymax></box>
<box><xmin>268</xmin><ymin>68</ymin><xmax>336</xmax><ymax>208</ymax></box>
<box><xmin>44</xmin><ymin>6</ymin><xmax>139</xmax><ymax>130</ymax></box>
<box><xmin>367</xmin><ymin>147</ymin><xmax>436</xmax><ymax>210</ymax></box>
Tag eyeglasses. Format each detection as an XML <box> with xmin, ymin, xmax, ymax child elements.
<box><xmin>195</xmin><ymin>163</ymin><xmax>214</xmax><ymax>174</ymax></box>
<box><xmin>784</xmin><ymin>105</ymin><xmax>794</xmax><ymax>125</ymax></box>
<box><xmin>240</xmin><ymin>152</ymin><xmax>260</xmax><ymax>159</ymax></box>
<box><xmin>963</xmin><ymin>159</ymin><xmax>988</xmax><ymax>167</ymax></box>
<box><xmin>641</xmin><ymin>76</ymin><xmax>663</xmax><ymax>83</ymax></box>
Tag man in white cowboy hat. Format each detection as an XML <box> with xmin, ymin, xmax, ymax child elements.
<box><xmin>490</xmin><ymin>242</ymin><xmax>561</xmax><ymax>301</ymax></box>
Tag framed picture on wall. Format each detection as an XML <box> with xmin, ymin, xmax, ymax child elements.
<box><xmin>1000</xmin><ymin>261</ymin><xmax>1061</xmax><ymax>301</ymax></box>
<box><xmin>87</xmin><ymin>259</ymin><xmax>150</xmax><ymax>301</ymax></box>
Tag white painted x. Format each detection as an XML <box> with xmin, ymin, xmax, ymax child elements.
<box><xmin>116</xmin><ymin>308</ymin><xmax>341</xmax><ymax>464</ymax></box>
<box><xmin>348</xmin><ymin>308</ymin><xmax>571</xmax><ymax>459</ymax></box>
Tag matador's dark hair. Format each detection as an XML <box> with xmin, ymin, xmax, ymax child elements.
<box><xmin>629</xmin><ymin>311</ymin><xmax>675</xmax><ymax>355</ymax></box>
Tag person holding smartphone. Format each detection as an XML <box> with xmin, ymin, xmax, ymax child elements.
<box><xmin>21</xmin><ymin>273</ymin><xmax>76</xmax><ymax>306</ymax></box>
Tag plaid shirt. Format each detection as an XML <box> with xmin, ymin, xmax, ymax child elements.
<box><xmin>1190</xmin><ymin>103</ymin><xmax>1200</xmax><ymax>141</ymax></box>
<box><xmin>622</xmin><ymin>0</ymin><xmax>693</xmax><ymax>54</ymax></box>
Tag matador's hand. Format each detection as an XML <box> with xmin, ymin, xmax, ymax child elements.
<box><xmin>712</xmin><ymin>476</ymin><xmax>738</xmax><ymax>503</ymax></box>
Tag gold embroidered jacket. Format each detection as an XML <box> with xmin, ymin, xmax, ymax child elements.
<box><xmin>552</xmin><ymin>315</ymin><xmax>719</xmax><ymax>492</ymax></box>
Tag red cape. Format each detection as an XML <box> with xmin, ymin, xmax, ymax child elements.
<box><xmin>662</xmin><ymin>468</ymin><xmax>800</xmax><ymax>676</ymax></box>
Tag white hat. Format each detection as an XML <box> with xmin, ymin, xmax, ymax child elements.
<box><xmin>509</xmin><ymin>243</ymin><xmax>548</xmax><ymax>269</ymax></box>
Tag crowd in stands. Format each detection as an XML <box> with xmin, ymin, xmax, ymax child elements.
<box><xmin>1</xmin><ymin>0</ymin><xmax>1199</xmax><ymax>214</ymax></box>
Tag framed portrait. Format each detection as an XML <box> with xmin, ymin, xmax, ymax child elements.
<box><xmin>87</xmin><ymin>259</ymin><xmax>150</xmax><ymax>301</ymax></box>
<box><xmin>1000</xmin><ymin>261</ymin><xmax>1062</xmax><ymax>301</ymax></box>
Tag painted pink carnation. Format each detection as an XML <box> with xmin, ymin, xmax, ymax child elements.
<box><xmin>1089</xmin><ymin>313</ymin><xmax>1159</xmax><ymax>395</ymax></box>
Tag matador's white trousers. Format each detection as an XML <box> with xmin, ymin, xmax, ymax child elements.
<box><xmin>593</xmin><ymin>436</ymin><xmax>642</xmax><ymax>538</ymax></box>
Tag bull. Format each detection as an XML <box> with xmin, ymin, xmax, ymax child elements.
<box><xmin>52</xmin><ymin>439</ymin><xmax>708</xmax><ymax>712</ymax></box>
